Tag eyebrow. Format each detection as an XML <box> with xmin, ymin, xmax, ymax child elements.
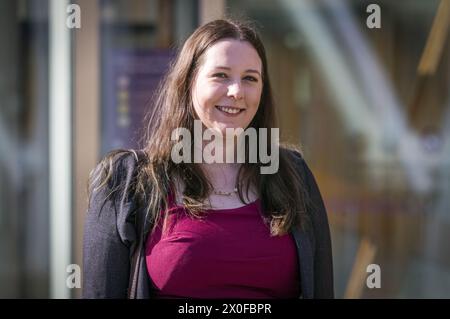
<box><xmin>213</xmin><ymin>66</ymin><xmax>261</xmax><ymax>77</ymax></box>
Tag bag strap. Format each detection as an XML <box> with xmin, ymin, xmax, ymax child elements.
<box><xmin>127</xmin><ymin>150</ymin><xmax>147</xmax><ymax>299</ymax></box>
<box><xmin>127</xmin><ymin>228</ymin><xmax>143</xmax><ymax>298</ymax></box>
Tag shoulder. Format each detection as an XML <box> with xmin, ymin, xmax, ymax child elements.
<box><xmin>279</xmin><ymin>145</ymin><xmax>307</xmax><ymax>177</ymax></box>
<box><xmin>86</xmin><ymin>149</ymin><xmax>145</xmax><ymax>243</ymax></box>
<box><xmin>91</xmin><ymin>149</ymin><xmax>142</xmax><ymax>178</ymax></box>
<box><xmin>87</xmin><ymin>149</ymin><xmax>147</xmax><ymax>219</ymax></box>
<box><xmin>281</xmin><ymin>145</ymin><xmax>327</xmax><ymax>223</ymax></box>
<box><xmin>89</xmin><ymin>149</ymin><xmax>144</xmax><ymax>194</ymax></box>
<box><xmin>280</xmin><ymin>145</ymin><xmax>315</xmax><ymax>190</ymax></box>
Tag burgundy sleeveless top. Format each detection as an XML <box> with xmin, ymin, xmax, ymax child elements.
<box><xmin>145</xmin><ymin>193</ymin><xmax>300</xmax><ymax>299</ymax></box>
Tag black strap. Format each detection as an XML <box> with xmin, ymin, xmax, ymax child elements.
<box><xmin>127</xmin><ymin>233</ymin><xmax>143</xmax><ymax>298</ymax></box>
<box><xmin>127</xmin><ymin>150</ymin><xmax>146</xmax><ymax>299</ymax></box>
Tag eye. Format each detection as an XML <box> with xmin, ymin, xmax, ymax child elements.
<box><xmin>212</xmin><ymin>73</ymin><xmax>228</xmax><ymax>79</ymax></box>
<box><xmin>244</xmin><ymin>76</ymin><xmax>258</xmax><ymax>82</ymax></box>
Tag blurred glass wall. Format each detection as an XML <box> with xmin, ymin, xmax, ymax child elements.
<box><xmin>0</xmin><ymin>0</ymin><xmax>50</xmax><ymax>298</ymax></box>
<box><xmin>1</xmin><ymin>0</ymin><xmax>450</xmax><ymax>298</ymax></box>
<box><xmin>227</xmin><ymin>0</ymin><xmax>450</xmax><ymax>297</ymax></box>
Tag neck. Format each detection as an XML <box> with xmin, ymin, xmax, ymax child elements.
<box><xmin>193</xmin><ymin>127</ymin><xmax>243</xmax><ymax>164</ymax></box>
<box><xmin>199</xmin><ymin>137</ymin><xmax>241</xmax><ymax>190</ymax></box>
<box><xmin>199</xmin><ymin>161</ymin><xmax>241</xmax><ymax>185</ymax></box>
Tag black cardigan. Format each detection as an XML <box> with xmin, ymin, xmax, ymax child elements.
<box><xmin>82</xmin><ymin>150</ymin><xmax>334</xmax><ymax>298</ymax></box>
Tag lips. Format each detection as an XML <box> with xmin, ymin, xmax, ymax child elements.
<box><xmin>215</xmin><ymin>105</ymin><xmax>245</xmax><ymax>114</ymax></box>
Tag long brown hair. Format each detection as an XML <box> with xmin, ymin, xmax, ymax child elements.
<box><xmin>89</xmin><ymin>19</ymin><xmax>312</xmax><ymax>236</ymax></box>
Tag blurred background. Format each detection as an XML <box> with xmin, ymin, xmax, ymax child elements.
<box><xmin>1</xmin><ymin>0</ymin><xmax>449</xmax><ymax>298</ymax></box>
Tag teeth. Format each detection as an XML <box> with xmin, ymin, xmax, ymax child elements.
<box><xmin>217</xmin><ymin>106</ymin><xmax>241</xmax><ymax>114</ymax></box>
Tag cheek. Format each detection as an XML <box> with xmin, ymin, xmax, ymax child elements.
<box><xmin>192</xmin><ymin>82</ymin><xmax>208</xmax><ymax>113</ymax></box>
<box><xmin>195</xmin><ymin>82</ymin><xmax>225</xmax><ymax>108</ymax></box>
<box><xmin>247</xmin><ymin>86</ymin><xmax>263</xmax><ymax>109</ymax></box>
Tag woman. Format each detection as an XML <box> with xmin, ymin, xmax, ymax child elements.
<box><xmin>83</xmin><ymin>19</ymin><xmax>334</xmax><ymax>299</ymax></box>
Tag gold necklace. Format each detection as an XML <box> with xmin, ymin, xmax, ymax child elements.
<box><xmin>212</xmin><ymin>187</ymin><xmax>238</xmax><ymax>196</ymax></box>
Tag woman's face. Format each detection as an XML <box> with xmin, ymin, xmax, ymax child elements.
<box><xmin>191</xmin><ymin>39</ymin><xmax>263</xmax><ymax>135</ymax></box>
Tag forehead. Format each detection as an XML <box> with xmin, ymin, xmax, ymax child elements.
<box><xmin>200</xmin><ymin>39</ymin><xmax>262</xmax><ymax>72</ymax></box>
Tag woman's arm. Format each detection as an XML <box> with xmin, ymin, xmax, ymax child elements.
<box><xmin>82</xmin><ymin>151</ymin><xmax>139</xmax><ymax>298</ymax></box>
<box><xmin>301</xmin><ymin>159</ymin><xmax>335</xmax><ymax>298</ymax></box>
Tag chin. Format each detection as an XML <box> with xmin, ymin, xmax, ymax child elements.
<box><xmin>213</xmin><ymin>124</ymin><xmax>245</xmax><ymax>135</ymax></box>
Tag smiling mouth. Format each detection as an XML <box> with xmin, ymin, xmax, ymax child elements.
<box><xmin>215</xmin><ymin>105</ymin><xmax>245</xmax><ymax>114</ymax></box>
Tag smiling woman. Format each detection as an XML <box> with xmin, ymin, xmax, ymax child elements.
<box><xmin>191</xmin><ymin>39</ymin><xmax>263</xmax><ymax>134</ymax></box>
<box><xmin>83</xmin><ymin>18</ymin><xmax>334</xmax><ymax>299</ymax></box>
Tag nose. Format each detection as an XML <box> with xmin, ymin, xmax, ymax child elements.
<box><xmin>227</xmin><ymin>81</ymin><xmax>244</xmax><ymax>100</ymax></box>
